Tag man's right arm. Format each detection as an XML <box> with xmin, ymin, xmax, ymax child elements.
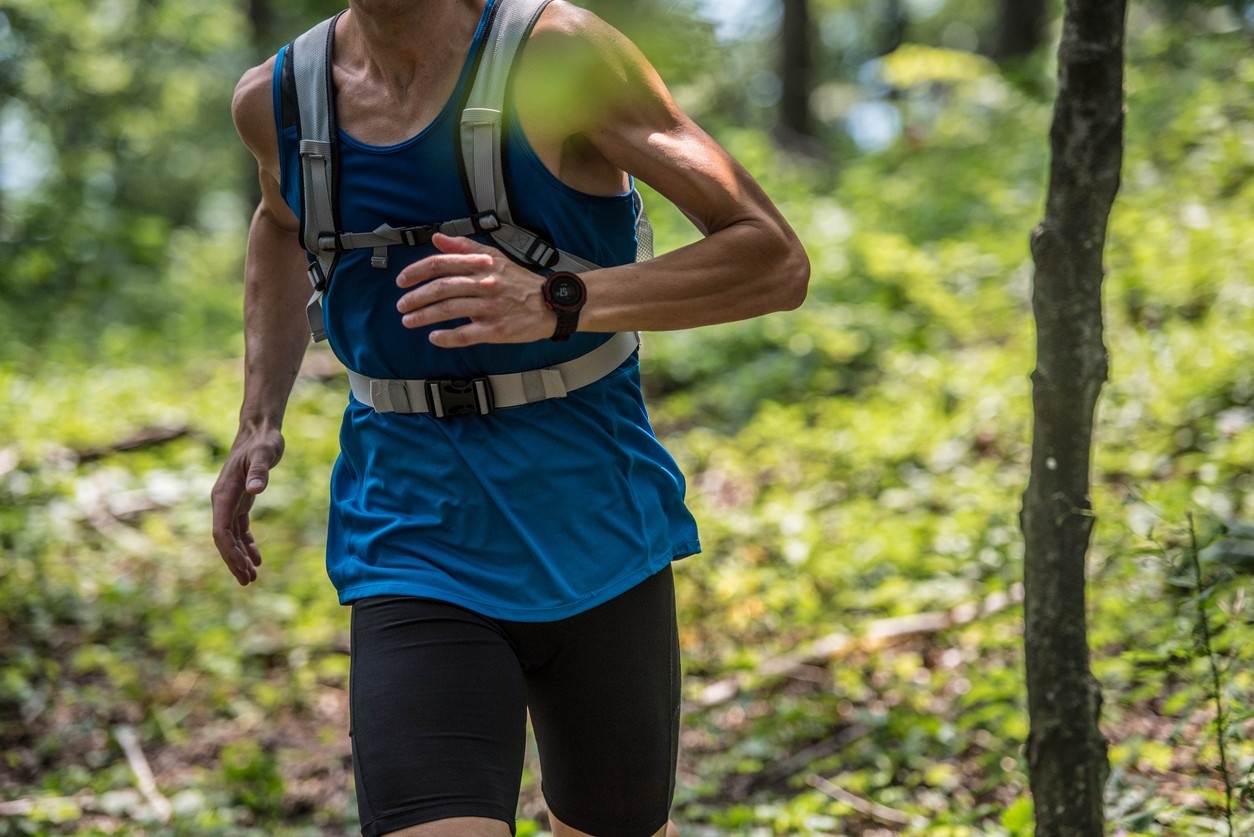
<box><xmin>211</xmin><ymin>60</ymin><xmax>311</xmax><ymax>586</ymax></box>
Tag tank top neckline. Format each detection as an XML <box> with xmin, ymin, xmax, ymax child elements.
<box><xmin>337</xmin><ymin>0</ymin><xmax>497</xmax><ymax>153</ymax></box>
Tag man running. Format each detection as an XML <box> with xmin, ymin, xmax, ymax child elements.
<box><xmin>212</xmin><ymin>1</ymin><xmax>808</xmax><ymax>835</ymax></box>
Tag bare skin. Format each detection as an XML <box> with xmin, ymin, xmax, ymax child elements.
<box><xmin>378</xmin><ymin>817</ymin><xmax>678</xmax><ymax>836</ymax></box>
<box><xmin>211</xmin><ymin>0</ymin><xmax>808</xmax><ymax>832</ymax></box>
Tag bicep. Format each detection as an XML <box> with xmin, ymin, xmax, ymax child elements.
<box><xmin>596</xmin><ymin>114</ymin><xmax>763</xmax><ymax>237</ymax></box>
<box><xmin>560</xmin><ymin>17</ymin><xmax>775</xmax><ymax>237</ymax></box>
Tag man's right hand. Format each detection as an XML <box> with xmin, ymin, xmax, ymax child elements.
<box><xmin>211</xmin><ymin>425</ymin><xmax>285</xmax><ymax>586</ymax></box>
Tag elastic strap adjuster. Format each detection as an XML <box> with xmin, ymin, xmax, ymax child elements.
<box><xmin>526</xmin><ymin>238</ymin><xmax>559</xmax><ymax>268</ymax></box>
<box><xmin>473</xmin><ymin>211</ymin><xmax>501</xmax><ymax>233</ymax></box>
<box><xmin>307</xmin><ymin>261</ymin><xmax>328</xmax><ymax>293</ymax></box>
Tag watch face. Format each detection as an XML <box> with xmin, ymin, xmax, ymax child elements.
<box><xmin>546</xmin><ymin>273</ymin><xmax>585</xmax><ymax>311</ymax></box>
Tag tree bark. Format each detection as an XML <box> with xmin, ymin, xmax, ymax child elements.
<box><xmin>1020</xmin><ymin>1</ymin><xmax>1126</xmax><ymax>835</ymax></box>
<box><xmin>240</xmin><ymin>0</ymin><xmax>277</xmax><ymax>212</ymax></box>
<box><xmin>994</xmin><ymin>0</ymin><xmax>1050</xmax><ymax>61</ymax></box>
<box><xmin>245</xmin><ymin>0</ymin><xmax>276</xmax><ymax>62</ymax></box>
<box><xmin>877</xmin><ymin>0</ymin><xmax>907</xmax><ymax>56</ymax></box>
<box><xmin>779</xmin><ymin>0</ymin><xmax>814</xmax><ymax>139</ymax></box>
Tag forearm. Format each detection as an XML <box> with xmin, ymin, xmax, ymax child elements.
<box><xmin>238</xmin><ymin>204</ymin><xmax>311</xmax><ymax>431</ymax></box>
<box><xmin>579</xmin><ymin>211</ymin><xmax>809</xmax><ymax>334</ymax></box>
<box><xmin>580</xmin><ymin>106</ymin><xmax>808</xmax><ymax>334</ymax></box>
<box><xmin>393</xmin><ymin>203</ymin><xmax>809</xmax><ymax>347</ymax></box>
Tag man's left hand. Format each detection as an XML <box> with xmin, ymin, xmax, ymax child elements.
<box><xmin>395</xmin><ymin>233</ymin><xmax>559</xmax><ymax>347</ymax></box>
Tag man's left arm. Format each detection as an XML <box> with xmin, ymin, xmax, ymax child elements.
<box><xmin>553</xmin><ymin>6</ymin><xmax>810</xmax><ymax>334</ymax></box>
<box><xmin>396</xmin><ymin>2</ymin><xmax>809</xmax><ymax>346</ymax></box>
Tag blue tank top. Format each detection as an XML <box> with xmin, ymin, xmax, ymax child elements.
<box><xmin>271</xmin><ymin>3</ymin><xmax>700</xmax><ymax>620</ymax></box>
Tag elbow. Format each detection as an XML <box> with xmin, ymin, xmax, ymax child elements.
<box><xmin>772</xmin><ymin>237</ymin><xmax>810</xmax><ymax>313</ymax></box>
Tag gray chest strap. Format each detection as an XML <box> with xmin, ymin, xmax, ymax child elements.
<box><xmin>347</xmin><ymin>331</ymin><xmax>639</xmax><ymax>417</ymax></box>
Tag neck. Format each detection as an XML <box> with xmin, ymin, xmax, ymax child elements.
<box><xmin>342</xmin><ymin>0</ymin><xmax>485</xmax><ymax>89</ymax></box>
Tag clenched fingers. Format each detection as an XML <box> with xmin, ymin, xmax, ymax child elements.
<box><xmin>396</xmin><ymin>252</ymin><xmax>495</xmax><ymax>289</ymax></box>
<box><xmin>395</xmin><ymin>275</ymin><xmax>501</xmax><ymax>328</ymax></box>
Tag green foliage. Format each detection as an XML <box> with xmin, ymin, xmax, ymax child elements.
<box><xmin>0</xmin><ymin>0</ymin><xmax>252</xmax><ymax>359</ymax></box>
<box><xmin>579</xmin><ymin>0</ymin><xmax>720</xmax><ymax>88</ymax></box>
<box><xmin>219</xmin><ymin>740</ymin><xmax>285</xmax><ymax>818</ymax></box>
<box><xmin>644</xmin><ymin>16</ymin><xmax>1253</xmax><ymax>834</ymax></box>
<box><xmin>3</xmin><ymin>2</ymin><xmax>1253</xmax><ymax>835</ymax></box>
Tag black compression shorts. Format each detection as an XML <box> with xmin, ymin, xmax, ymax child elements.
<box><xmin>348</xmin><ymin>566</ymin><xmax>680</xmax><ymax>837</ymax></box>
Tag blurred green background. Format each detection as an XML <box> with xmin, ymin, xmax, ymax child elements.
<box><xmin>1</xmin><ymin>0</ymin><xmax>1252</xmax><ymax>834</ymax></box>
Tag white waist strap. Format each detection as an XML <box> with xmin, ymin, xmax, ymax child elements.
<box><xmin>346</xmin><ymin>331</ymin><xmax>639</xmax><ymax>417</ymax></box>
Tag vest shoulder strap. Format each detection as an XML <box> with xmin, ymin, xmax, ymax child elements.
<box><xmin>287</xmin><ymin>12</ymin><xmax>345</xmax><ymax>341</ymax></box>
<box><xmin>458</xmin><ymin>0</ymin><xmax>651</xmax><ymax>271</ymax></box>
<box><xmin>459</xmin><ymin>0</ymin><xmax>548</xmax><ymax>234</ymax></box>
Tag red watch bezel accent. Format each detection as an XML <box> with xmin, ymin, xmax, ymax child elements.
<box><xmin>542</xmin><ymin>271</ymin><xmax>586</xmax><ymax>313</ymax></box>
<box><xmin>542</xmin><ymin>272</ymin><xmax>586</xmax><ymax>341</ymax></box>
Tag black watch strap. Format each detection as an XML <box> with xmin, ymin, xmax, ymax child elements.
<box><xmin>551</xmin><ymin>309</ymin><xmax>580</xmax><ymax>342</ymax></box>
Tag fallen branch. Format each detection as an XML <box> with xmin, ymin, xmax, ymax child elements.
<box><xmin>75</xmin><ymin>425</ymin><xmax>213</xmax><ymax>463</ymax></box>
<box><xmin>807</xmin><ymin>773</ymin><xmax>918</xmax><ymax>827</ymax></box>
<box><xmin>698</xmin><ymin>584</ymin><xmax>1024</xmax><ymax>707</ymax></box>
<box><xmin>113</xmin><ymin>725</ymin><xmax>172</xmax><ymax>823</ymax></box>
<box><xmin>722</xmin><ymin>724</ymin><xmax>870</xmax><ymax>802</ymax></box>
<box><xmin>0</xmin><ymin>799</ymin><xmax>35</xmax><ymax>817</ymax></box>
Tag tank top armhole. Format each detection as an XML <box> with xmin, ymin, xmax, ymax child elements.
<box><xmin>270</xmin><ymin>45</ymin><xmax>296</xmax><ymax>212</ymax></box>
<box><xmin>503</xmin><ymin>111</ymin><xmax>634</xmax><ymax>206</ymax></box>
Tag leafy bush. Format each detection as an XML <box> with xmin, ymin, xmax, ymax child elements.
<box><xmin>2</xmin><ymin>10</ymin><xmax>1252</xmax><ymax>837</ymax></box>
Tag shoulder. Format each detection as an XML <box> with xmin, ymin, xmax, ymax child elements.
<box><xmin>528</xmin><ymin>1</ymin><xmax>620</xmax><ymax>49</ymax></box>
<box><xmin>232</xmin><ymin>56</ymin><xmax>280</xmax><ymax>164</ymax></box>
<box><xmin>519</xmin><ymin>2</ymin><xmax>677</xmax><ymax>129</ymax></box>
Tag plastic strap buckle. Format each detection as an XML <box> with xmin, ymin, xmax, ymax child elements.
<box><xmin>425</xmin><ymin>378</ymin><xmax>495</xmax><ymax>418</ymax></box>
<box><xmin>307</xmin><ymin>261</ymin><xmax>328</xmax><ymax>293</ymax></box>
<box><xmin>399</xmin><ymin>224</ymin><xmax>437</xmax><ymax>247</ymax></box>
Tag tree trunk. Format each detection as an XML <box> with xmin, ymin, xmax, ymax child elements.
<box><xmin>1020</xmin><ymin>1</ymin><xmax>1126</xmax><ymax>835</ymax></box>
<box><xmin>779</xmin><ymin>0</ymin><xmax>814</xmax><ymax>139</ymax></box>
<box><xmin>877</xmin><ymin>0</ymin><xmax>907</xmax><ymax>56</ymax></box>
<box><xmin>240</xmin><ymin>0</ymin><xmax>277</xmax><ymax>212</ymax></box>
<box><xmin>245</xmin><ymin>0</ymin><xmax>276</xmax><ymax>62</ymax></box>
<box><xmin>994</xmin><ymin>0</ymin><xmax>1050</xmax><ymax>61</ymax></box>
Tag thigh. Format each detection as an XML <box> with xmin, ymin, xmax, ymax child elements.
<box><xmin>350</xmin><ymin>596</ymin><xmax>529</xmax><ymax>837</ymax></box>
<box><xmin>516</xmin><ymin>567</ymin><xmax>681</xmax><ymax>837</ymax></box>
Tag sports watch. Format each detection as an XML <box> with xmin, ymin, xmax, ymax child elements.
<box><xmin>541</xmin><ymin>271</ymin><xmax>587</xmax><ymax>342</ymax></box>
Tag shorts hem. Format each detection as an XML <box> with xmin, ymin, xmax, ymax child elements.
<box><xmin>543</xmin><ymin>794</ymin><xmax>667</xmax><ymax>837</ymax></box>
<box><xmin>360</xmin><ymin>803</ymin><xmax>515</xmax><ymax>837</ymax></box>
